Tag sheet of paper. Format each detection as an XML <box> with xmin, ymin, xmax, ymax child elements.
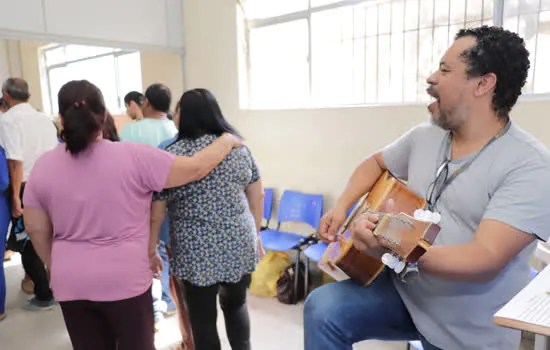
<box><xmin>494</xmin><ymin>265</ymin><xmax>550</xmax><ymax>328</ymax></box>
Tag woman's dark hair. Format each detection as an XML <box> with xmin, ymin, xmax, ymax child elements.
<box><xmin>58</xmin><ymin>80</ymin><xmax>107</xmax><ymax>155</ymax></box>
<box><xmin>455</xmin><ymin>26</ymin><xmax>530</xmax><ymax>119</ymax></box>
<box><xmin>176</xmin><ymin>88</ymin><xmax>241</xmax><ymax>140</ymax></box>
<box><xmin>103</xmin><ymin>113</ymin><xmax>119</xmax><ymax>142</ymax></box>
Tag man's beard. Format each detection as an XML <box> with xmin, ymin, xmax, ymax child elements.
<box><xmin>429</xmin><ymin>103</ymin><xmax>455</xmax><ymax>131</ymax></box>
<box><xmin>430</xmin><ymin>114</ymin><xmax>452</xmax><ymax>130</ymax></box>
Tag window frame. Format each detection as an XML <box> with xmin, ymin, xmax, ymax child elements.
<box><xmin>240</xmin><ymin>0</ymin><xmax>550</xmax><ymax>109</ymax></box>
<box><xmin>41</xmin><ymin>44</ymin><xmax>141</xmax><ymax>115</ymax></box>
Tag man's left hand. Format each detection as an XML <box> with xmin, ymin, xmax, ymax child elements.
<box><xmin>12</xmin><ymin>197</ymin><xmax>22</xmax><ymax>218</ymax></box>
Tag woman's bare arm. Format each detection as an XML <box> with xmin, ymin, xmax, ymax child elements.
<box><xmin>165</xmin><ymin>133</ymin><xmax>242</xmax><ymax>188</ymax></box>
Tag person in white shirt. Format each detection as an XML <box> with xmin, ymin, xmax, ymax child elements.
<box><xmin>0</xmin><ymin>78</ymin><xmax>58</xmax><ymax>310</ymax></box>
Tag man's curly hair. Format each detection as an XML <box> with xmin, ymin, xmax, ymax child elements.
<box><xmin>455</xmin><ymin>26</ymin><xmax>530</xmax><ymax>119</ymax></box>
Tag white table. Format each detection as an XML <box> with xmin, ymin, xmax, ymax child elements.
<box><xmin>533</xmin><ymin>242</ymin><xmax>550</xmax><ymax>350</ymax></box>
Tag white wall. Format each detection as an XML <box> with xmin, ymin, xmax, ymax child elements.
<box><xmin>0</xmin><ymin>41</ymin><xmax>12</xmax><ymax>82</ymax></box>
<box><xmin>19</xmin><ymin>41</ymin><xmax>45</xmax><ymax>111</ymax></box>
<box><xmin>0</xmin><ymin>0</ymin><xmax>184</xmax><ymax>52</ymax></box>
<box><xmin>0</xmin><ymin>39</ymin><xmax>24</xmax><ymax>90</ymax></box>
<box><xmin>140</xmin><ymin>52</ymin><xmax>184</xmax><ymax>110</ymax></box>
<box><xmin>183</xmin><ymin>0</ymin><xmax>550</xmax><ymax>215</ymax></box>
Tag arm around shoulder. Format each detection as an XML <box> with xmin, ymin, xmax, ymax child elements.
<box><xmin>164</xmin><ymin>133</ymin><xmax>243</xmax><ymax>188</ymax></box>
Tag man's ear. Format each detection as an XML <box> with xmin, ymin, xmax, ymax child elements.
<box><xmin>475</xmin><ymin>73</ymin><xmax>497</xmax><ymax>97</ymax></box>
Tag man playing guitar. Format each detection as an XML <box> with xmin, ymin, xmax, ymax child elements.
<box><xmin>304</xmin><ymin>26</ymin><xmax>550</xmax><ymax>350</ymax></box>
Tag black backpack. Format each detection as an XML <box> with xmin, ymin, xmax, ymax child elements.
<box><xmin>276</xmin><ymin>261</ymin><xmax>309</xmax><ymax>304</ymax></box>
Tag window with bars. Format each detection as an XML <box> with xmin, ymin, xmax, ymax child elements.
<box><xmin>503</xmin><ymin>0</ymin><xmax>550</xmax><ymax>94</ymax></box>
<box><xmin>240</xmin><ymin>0</ymin><xmax>550</xmax><ymax>109</ymax></box>
<box><xmin>41</xmin><ymin>44</ymin><xmax>143</xmax><ymax>115</ymax></box>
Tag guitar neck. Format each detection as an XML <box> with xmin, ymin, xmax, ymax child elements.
<box><xmin>336</xmin><ymin>195</ymin><xmax>370</xmax><ymax>236</ymax></box>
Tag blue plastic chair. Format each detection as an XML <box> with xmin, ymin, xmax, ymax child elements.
<box><xmin>304</xmin><ymin>242</ymin><xmax>329</xmax><ymax>262</ymax></box>
<box><xmin>260</xmin><ymin>190</ymin><xmax>323</xmax><ymax>252</ymax></box>
<box><xmin>302</xmin><ymin>201</ymin><xmax>360</xmax><ymax>263</ymax></box>
<box><xmin>261</xmin><ymin>188</ymin><xmax>274</xmax><ymax>230</ymax></box>
<box><xmin>302</xmin><ymin>200</ymin><xmax>361</xmax><ymax>295</ymax></box>
<box><xmin>260</xmin><ymin>190</ymin><xmax>323</xmax><ymax>302</ymax></box>
<box><xmin>530</xmin><ymin>266</ymin><xmax>539</xmax><ymax>280</ymax></box>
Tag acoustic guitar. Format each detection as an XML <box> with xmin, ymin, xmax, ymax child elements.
<box><xmin>318</xmin><ymin>171</ymin><xmax>441</xmax><ymax>286</ymax></box>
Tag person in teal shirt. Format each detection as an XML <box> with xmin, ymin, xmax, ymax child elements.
<box><xmin>119</xmin><ymin>83</ymin><xmax>177</xmax><ymax>329</ymax></box>
<box><xmin>119</xmin><ymin>84</ymin><xmax>177</xmax><ymax>146</ymax></box>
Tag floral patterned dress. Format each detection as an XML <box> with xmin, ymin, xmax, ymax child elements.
<box><xmin>153</xmin><ymin>134</ymin><xmax>261</xmax><ymax>286</ymax></box>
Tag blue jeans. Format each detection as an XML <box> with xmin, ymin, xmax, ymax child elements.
<box><xmin>303</xmin><ymin>269</ymin><xmax>441</xmax><ymax>350</ymax></box>
<box><xmin>0</xmin><ymin>194</ymin><xmax>8</xmax><ymax>315</ymax></box>
<box><xmin>158</xmin><ymin>241</ymin><xmax>175</xmax><ymax>312</ymax></box>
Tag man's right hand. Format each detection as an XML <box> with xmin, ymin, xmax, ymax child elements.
<box><xmin>318</xmin><ymin>207</ymin><xmax>348</xmax><ymax>242</ymax></box>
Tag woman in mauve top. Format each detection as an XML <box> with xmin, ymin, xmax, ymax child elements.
<box><xmin>21</xmin><ymin>80</ymin><xmax>242</xmax><ymax>350</ymax></box>
<box><xmin>151</xmin><ymin>88</ymin><xmax>265</xmax><ymax>350</ymax></box>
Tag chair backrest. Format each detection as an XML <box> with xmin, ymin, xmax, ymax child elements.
<box><xmin>263</xmin><ymin>188</ymin><xmax>274</xmax><ymax>221</ymax></box>
<box><xmin>277</xmin><ymin>190</ymin><xmax>323</xmax><ymax>230</ymax></box>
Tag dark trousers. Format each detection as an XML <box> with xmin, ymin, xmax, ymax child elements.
<box><xmin>181</xmin><ymin>275</ymin><xmax>251</xmax><ymax>350</ymax></box>
<box><xmin>8</xmin><ymin>184</ymin><xmax>53</xmax><ymax>301</ymax></box>
<box><xmin>22</xmin><ymin>241</ymin><xmax>53</xmax><ymax>301</ymax></box>
<box><xmin>59</xmin><ymin>287</ymin><xmax>155</xmax><ymax>350</ymax></box>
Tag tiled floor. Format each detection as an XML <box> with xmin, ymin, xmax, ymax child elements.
<box><xmin>0</xmin><ymin>254</ymin><xmax>406</xmax><ymax>350</ymax></box>
<box><xmin>0</xmin><ymin>255</ymin><xmax>535</xmax><ymax>350</ymax></box>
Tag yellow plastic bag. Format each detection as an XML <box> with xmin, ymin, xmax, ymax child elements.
<box><xmin>250</xmin><ymin>251</ymin><xmax>292</xmax><ymax>298</ymax></box>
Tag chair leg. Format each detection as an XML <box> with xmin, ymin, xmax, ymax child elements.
<box><xmin>304</xmin><ymin>256</ymin><xmax>310</xmax><ymax>297</ymax></box>
<box><xmin>294</xmin><ymin>249</ymin><xmax>301</xmax><ymax>303</ymax></box>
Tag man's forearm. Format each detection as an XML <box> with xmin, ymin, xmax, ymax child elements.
<box><xmin>8</xmin><ymin>159</ymin><xmax>23</xmax><ymax>198</ymax></box>
<box><xmin>418</xmin><ymin>244</ymin><xmax>501</xmax><ymax>283</ymax></box>
<box><xmin>335</xmin><ymin>155</ymin><xmax>385</xmax><ymax>211</ymax></box>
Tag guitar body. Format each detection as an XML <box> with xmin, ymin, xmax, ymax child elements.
<box><xmin>319</xmin><ymin>171</ymin><xmax>440</xmax><ymax>286</ymax></box>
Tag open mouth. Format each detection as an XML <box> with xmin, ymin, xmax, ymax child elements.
<box><xmin>426</xmin><ymin>87</ymin><xmax>440</xmax><ymax>112</ymax></box>
<box><xmin>426</xmin><ymin>87</ymin><xmax>439</xmax><ymax>101</ymax></box>
<box><xmin>429</xmin><ymin>96</ymin><xmax>439</xmax><ymax>104</ymax></box>
<box><xmin>427</xmin><ymin>95</ymin><xmax>440</xmax><ymax>113</ymax></box>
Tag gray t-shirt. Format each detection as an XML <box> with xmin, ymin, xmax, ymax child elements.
<box><xmin>382</xmin><ymin>121</ymin><xmax>550</xmax><ymax>350</ymax></box>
